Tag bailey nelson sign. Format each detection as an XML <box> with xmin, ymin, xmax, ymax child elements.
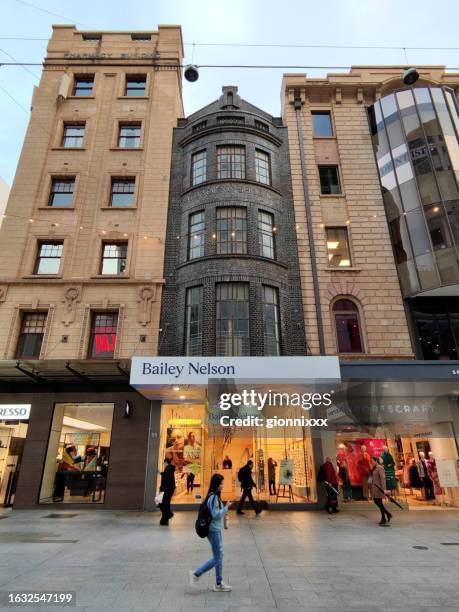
<box><xmin>130</xmin><ymin>356</ymin><xmax>340</xmax><ymax>385</ymax></box>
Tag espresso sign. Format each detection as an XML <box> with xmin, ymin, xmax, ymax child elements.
<box><xmin>0</xmin><ymin>404</ymin><xmax>31</xmax><ymax>420</ymax></box>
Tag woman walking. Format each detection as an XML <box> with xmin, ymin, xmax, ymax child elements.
<box><xmin>159</xmin><ymin>457</ymin><xmax>176</xmax><ymax>526</ymax></box>
<box><xmin>371</xmin><ymin>456</ymin><xmax>393</xmax><ymax>525</ymax></box>
<box><xmin>189</xmin><ymin>474</ymin><xmax>233</xmax><ymax>592</ymax></box>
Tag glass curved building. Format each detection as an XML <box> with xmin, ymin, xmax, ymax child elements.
<box><xmin>369</xmin><ymin>87</ymin><xmax>459</xmax><ymax>297</ymax></box>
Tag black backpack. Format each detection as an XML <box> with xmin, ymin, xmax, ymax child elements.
<box><xmin>195</xmin><ymin>495</ymin><xmax>213</xmax><ymax>538</ymax></box>
<box><xmin>237</xmin><ymin>467</ymin><xmax>244</xmax><ymax>483</ymax></box>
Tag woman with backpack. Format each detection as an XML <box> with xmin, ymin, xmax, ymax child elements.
<box><xmin>189</xmin><ymin>473</ymin><xmax>233</xmax><ymax>592</ymax></box>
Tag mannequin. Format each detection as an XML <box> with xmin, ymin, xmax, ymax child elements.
<box><xmin>380</xmin><ymin>445</ymin><xmax>397</xmax><ymax>494</ymax></box>
<box><xmin>426</xmin><ymin>452</ymin><xmax>443</xmax><ymax>502</ymax></box>
<box><xmin>417</xmin><ymin>451</ymin><xmax>435</xmax><ymax>501</ymax></box>
<box><xmin>336</xmin><ymin>444</ymin><xmax>351</xmax><ymax>501</ymax></box>
<box><xmin>357</xmin><ymin>444</ymin><xmax>372</xmax><ymax>500</ymax></box>
<box><xmin>408</xmin><ymin>458</ymin><xmax>423</xmax><ymax>489</ymax></box>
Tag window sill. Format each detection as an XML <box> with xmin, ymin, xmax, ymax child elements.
<box><xmin>325</xmin><ymin>267</ymin><xmax>361</xmax><ymax>272</ymax></box>
<box><xmin>109</xmin><ymin>147</ymin><xmax>144</xmax><ymax>151</ymax></box>
<box><xmin>23</xmin><ymin>275</ymin><xmax>63</xmax><ymax>279</ymax></box>
<box><xmin>117</xmin><ymin>96</ymin><xmax>149</xmax><ymax>100</ymax></box>
<box><xmin>67</xmin><ymin>96</ymin><xmax>96</xmax><ymax>100</ymax></box>
<box><xmin>51</xmin><ymin>147</ymin><xmax>86</xmax><ymax>151</ymax></box>
<box><xmin>100</xmin><ymin>206</ymin><xmax>137</xmax><ymax>210</ymax></box>
<box><xmin>313</xmin><ymin>136</ymin><xmax>336</xmax><ymax>140</ymax></box>
<box><xmin>90</xmin><ymin>275</ymin><xmax>130</xmax><ymax>279</ymax></box>
<box><xmin>37</xmin><ymin>206</ymin><xmax>75</xmax><ymax>211</ymax></box>
<box><xmin>320</xmin><ymin>193</ymin><xmax>345</xmax><ymax>198</ymax></box>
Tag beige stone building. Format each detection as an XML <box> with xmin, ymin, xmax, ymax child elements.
<box><xmin>282</xmin><ymin>66</ymin><xmax>459</xmax><ymax>360</ymax></box>
<box><xmin>0</xmin><ymin>24</ymin><xmax>183</xmax><ymax>363</ymax></box>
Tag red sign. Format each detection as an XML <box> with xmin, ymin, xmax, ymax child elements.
<box><xmin>95</xmin><ymin>333</ymin><xmax>117</xmax><ymax>354</ymax></box>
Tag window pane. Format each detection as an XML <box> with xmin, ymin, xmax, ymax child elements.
<box><xmin>216</xmin><ymin>208</ymin><xmax>247</xmax><ymax>254</ymax></box>
<box><xmin>36</xmin><ymin>243</ymin><xmax>63</xmax><ymax>274</ymax></box>
<box><xmin>326</xmin><ymin>227</ymin><xmax>351</xmax><ymax>267</ymax></box>
<box><xmin>263</xmin><ymin>286</ymin><xmax>280</xmax><ymax>355</ymax></box>
<box><xmin>118</xmin><ymin>125</ymin><xmax>141</xmax><ymax>148</ymax></box>
<box><xmin>49</xmin><ymin>179</ymin><xmax>74</xmax><ymax>207</ymax></box>
<box><xmin>258</xmin><ymin>211</ymin><xmax>275</xmax><ymax>259</ymax></box>
<box><xmin>73</xmin><ymin>77</ymin><xmax>94</xmax><ymax>96</ymax></box>
<box><xmin>185</xmin><ymin>286</ymin><xmax>203</xmax><ymax>355</ymax></box>
<box><xmin>255</xmin><ymin>149</ymin><xmax>270</xmax><ymax>185</ymax></box>
<box><xmin>333</xmin><ymin>301</ymin><xmax>363</xmax><ymax>353</ymax></box>
<box><xmin>312</xmin><ymin>111</ymin><xmax>333</xmax><ymax>137</ymax></box>
<box><xmin>16</xmin><ymin>312</ymin><xmax>47</xmax><ymax>358</ymax></box>
<box><xmin>319</xmin><ymin>166</ymin><xmax>341</xmax><ymax>194</ymax></box>
<box><xmin>216</xmin><ymin>282</ymin><xmax>250</xmax><ymax>356</ymax></box>
<box><xmin>217</xmin><ymin>146</ymin><xmax>245</xmax><ymax>179</ymax></box>
<box><xmin>110</xmin><ymin>179</ymin><xmax>135</xmax><ymax>207</ymax></box>
<box><xmin>101</xmin><ymin>244</ymin><xmax>127</xmax><ymax>275</ymax></box>
<box><xmin>62</xmin><ymin>125</ymin><xmax>84</xmax><ymax>147</ymax></box>
<box><xmin>39</xmin><ymin>402</ymin><xmax>114</xmax><ymax>504</ymax></box>
<box><xmin>191</xmin><ymin>150</ymin><xmax>207</xmax><ymax>186</ymax></box>
<box><xmin>89</xmin><ymin>313</ymin><xmax>118</xmax><ymax>358</ymax></box>
<box><xmin>125</xmin><ymin>76</ymin><xmax>146</xmax><ymax>96</ymax></box>
<box><xmin>188</xmin><ymin>211</ymin><xmax>205</xmax><ymax>259</ymax></box>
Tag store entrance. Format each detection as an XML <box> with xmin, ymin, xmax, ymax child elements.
<box><xmin>156</xmin><ymin>403</ymin><xmax>318</xmax><ymax>506</ymax></box>
<box><xmin>0</xmin><ymin>419</ymin><xmax>28</xmax><ymax>507</ymax></box>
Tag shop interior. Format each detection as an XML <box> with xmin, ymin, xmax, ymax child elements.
<box><xmin>156</xmin><ymin>403</ymin><xmax>317</xmax><ymax>505</ymax></box>
<box><xmin>327</xmin><ymin>423</ymin><xmax>459</xmax><ymax>508</ymax></box>
<box><xmin>0</xmin><ymin>419</ymin><xmax>28</xmax><ymax>507</ymax></box>
<box><xmin>39</xmin><ymin>403</ymin><xmax>113</xmax><ymax>504</ymax></box>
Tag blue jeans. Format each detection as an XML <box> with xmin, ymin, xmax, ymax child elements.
<box><xmin>195</xmin><ymin>529</ymin><xmax>223</xmax><ymax>585</ymax></box>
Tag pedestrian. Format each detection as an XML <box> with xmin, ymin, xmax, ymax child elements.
<box><xmin>318</xmin><ymin>456</ymin><xmax>340</xmax><ymax>513</ymax></box>
<box><xmin>237</xmin><ymin>459</ymin><xmax>262</xmax><ymax>515</ymax></box>
<box><xmin>189</xmin><ymin>474</ymin><xmax>233</xmax><ymax>592</ymax></box>
<box><xmin>159</xmin><ymin>457</ymin><xmax>175</xmax><ymax>526</ymax></box>
<box><xmin>268</xmin><ymin>457</ymin><xmax>277</xmax><ymax>495</ymax></box>
<box><xmin>371</xmin><ymin>456</ymin><xmax>392</xmax><ymax>526</ymax></box>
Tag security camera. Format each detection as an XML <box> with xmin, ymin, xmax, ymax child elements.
<box><xmin>184</xmin><ymin>64</ymin><xmax>199</xmax><ymax>82</ymax></box>
<box><xmin>403</xmin><ymin>67</ymin><xmax>419</xmax><ymax>86</ymax></box>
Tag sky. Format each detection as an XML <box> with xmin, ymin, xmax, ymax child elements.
<box><xmin>1</xmin><ymin>0</ymin><xmax>459</xmax><ymax>185</ymax></box>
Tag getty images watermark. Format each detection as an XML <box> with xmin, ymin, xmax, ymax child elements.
<box><xmin>217</xmin><ymin>389</ymin><xmax>332</xmax><ymax>428</ymax></box>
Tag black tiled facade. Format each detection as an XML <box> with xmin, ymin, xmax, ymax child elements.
<box><xmin>159</xmin><ymin>86</ymin><xmax>307</xmax><ymax>356</ymax></box>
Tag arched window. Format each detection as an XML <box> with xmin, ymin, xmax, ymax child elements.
<box><xmin>333</xmin><ymin>299</ymin><xmax>363</xmax><ymax>353</ymax></box>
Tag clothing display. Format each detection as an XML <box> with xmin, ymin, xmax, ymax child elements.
<box><xmin>409</xmin><ymin>463</ymin><xmax>423</xmax><ymax>488</ymax></box>
<box><xmin>417</xmin><ymin>458</ymin><xmax>435</xmax><ymax>500</ymax></box>
<box><xmin>426</xmin><ymin>458</ymin><xmax>442</xmax><ymax>497</ymax></box>
<box><xmin>357</xmin><ymin>451</ymin><xmax>372</xmax><ymax>499</ymax></box>
<box><xmin>381</xmin><ymin>450</ymin><xmax>397</xmax><ymax>490</ymax></box>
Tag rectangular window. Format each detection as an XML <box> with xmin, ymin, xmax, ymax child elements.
<box><xmin>110</xmin><ymin>178</ymin><xmax>135</xmax><ymax>207</ymax></box>
<box><xmin>216</xmin><ymin>282</ymin><xmax>250</xmax><ymax>356</ymax></box>
<box><xmin>118</xmin><ymin>124</ymin><xmax>141</xmax><ymax>148</ymax></box>
<box><xmin>82</xmin><ymin>34</ymin><xmax>101</xmax><ymax>41</ymax></box>
<box><xmin>100</xmin><ymin>243</ymin><xmax>127</xmax><ymax>275</ymax></box>
<box><xmin>192</xmin><ymin>120</ymin><xmax>207</xmax><ymax>133</ymax></box>
<box><xmin>89</xmin><ymin>312</ymin><xmax>118</xmax><ymax>358</ymax></box>
<box><xmin>49</xmin><ymin>178</ymin><xmax>75</xmax><ymax>207</ymax></box>
<box><xmin>72</xmin><ymin>76</ymin><xmax>94</xmax><ymax>96</ymax></box>
<box><xmin>326</xmin><ymin>227</ymin><xmax>351</xmax><ymax>267</ymax></box>
<box><xmin>255</xmin><ymin>149</ymin><xmax>271</xmax><ymax>185</ymax></box>
<box><xmin>312</xmin><ymin>111</ymin><xmax>333</xmax><ymax>137</ymax></box>
<box><xmin>217</xmin><ymin>116</ymin><xmax>245</xmax><ymax>125</ymax></box>
<box><xmin>254</xmin><ymin>119</ymin><xmax>269</xmax><ymax>132</ymax></box>
<box><xmin>125</xmin><ymin>75</ymin><xmax>147</xmax><ymax>96</ymax></box>
<box><xmin>263</xmin><ymin>286</ymin><xmax>280</xmax><ymax>356</ymax></box>
<box><xmin>258</xmin><ymin>211</ymin><xmax>275</xmax><ymax>259</ymax></box>
<box><xmin>35</xmin><ymin>241</ymin><xmax>63</xmax><ymax>275</ymax></box>
<box><xmin>185</xmin><ymin>286</ymin><xmax>203</xmax><ymax>356</ymax></box>
<box><xmin>39</xmin><ymin>402</ymin><xmax>114</xmax><ymax>504</ymax></box>
<box><xmin>16</xmin><ymin>312</ymin><xmax>47</xmax><ymax>358</ymax></box>
<box><xmin>216</xmin><ymin>207</ymin><xmax>247</xmax><ymax>254</ymax></box>
<box><xmin>131</xmin><ymin>33</ymin><xmax>151</xmax><ymax>41</ymax></box>
<box><xmin>188</xmin><ymin>211</ymin><xmax>205</xmax><ymax>260</ymax></box>
<box><xmin>217</xmin><ymin>146</ymin><xmax>245</xmax><ymax>179</ymax></box>
<box><xmin>319</xmin><ymin>165</ymin><xmax>341</xmax><ymax>194</ymax></box>
<box><xmin>62</xmin><ymin>124</ymin><xmax>85</xmax><ymax>148</ymax></box>
<box><xmin>191</xmin><ymin>150</ymin><xmax>207</xmax><ymax>186</ymax></box>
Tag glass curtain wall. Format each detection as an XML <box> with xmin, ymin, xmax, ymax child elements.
<box><xmin>369</xmin><ymin>87</ymin><xmax>459</xmax><ymax>296</ymax></box>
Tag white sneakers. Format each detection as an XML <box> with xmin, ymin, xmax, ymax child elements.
<box><xmin>189</xmin><ymin>570</ymin><xmax>232</xmax><ymax>592</ymax></box>
<box><xmin>212</xmin><ymin>581</ymin><xmax>232</xmax><ymax>592</ymax></box>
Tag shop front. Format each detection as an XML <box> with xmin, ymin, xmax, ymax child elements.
<box><xmin>0</xmin><ymin>404</ymin><xmax>30</xmax><ymax>507</ymax></box>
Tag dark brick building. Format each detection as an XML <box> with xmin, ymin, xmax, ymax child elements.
<box><xmin>159</xmin><ymin>86</ymin><xmax>307</xmax><ymax>357</ymax></box>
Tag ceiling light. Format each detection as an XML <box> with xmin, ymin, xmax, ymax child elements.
<box><xmin>173</xmin><ymin>386</ymin><xmax>180</xmax><ymax>391</ymax></box>
<box><xmin>179</xmin><ymin>395</ymin><xmax>185</xmax><ymax>400</ymax></box>
<box><xmin>327</xmin><ymin>241</ymin><xmax>339</xmax><ymax>249</ymax></box>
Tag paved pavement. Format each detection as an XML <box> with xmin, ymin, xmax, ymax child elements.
<box><xmin>0</xmin><ymin>505</ymin><xmax>458</xmax><ymax>611</ymax></box>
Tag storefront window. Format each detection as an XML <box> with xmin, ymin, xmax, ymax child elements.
<box><xmin>0</xmin><ymin>410</ymin><xmax>29</xmax><ymax>507</ymax></box>
<box><xmin>39</xmin><ymin>403</ymin><xmax>113</xmax><ymax>504</ymax></box>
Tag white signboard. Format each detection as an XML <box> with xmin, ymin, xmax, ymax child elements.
<box><xmin>0</xmin><ymin>404</ymin><xmax>31</xmax><ymax>420</ymax></box>
<box><xmin>437</xmin><ymin>459</ymin><xmax>459</xmax><ymax>488</ymax></box>
<box><xmin>279</xmin><ymin>459</ymin><xmax>294</xmax><ymax>485</ymax></box>
<box><xmin>130</xmin><ymin>356</ymin><xmax>340</xmax><ymax>386</ymax></box>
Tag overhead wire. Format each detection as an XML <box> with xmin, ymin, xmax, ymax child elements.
<box><xmin>13</xmin><ymin>0</ymin><xmax>93</xmax><ymax>29</ymax></box>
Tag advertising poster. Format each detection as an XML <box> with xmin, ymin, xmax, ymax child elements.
<box><xmin>165</xmin><ymin>425</ymin><xmax>202</xmax><ymax>474</ymax></box>
<box><xmin>279</xmin><ymin>459</ymin><xmax>294</xmax><ymax>485</ymax></box>
<box><xmin>437</xmin><ymin>459</ymin><xmax>459</xmax><ymax>488</ymax></box>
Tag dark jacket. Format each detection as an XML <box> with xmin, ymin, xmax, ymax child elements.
<box><xmin>160</xmin><ymin>464</ymin><xmax>176</xmax><ymax>494</ymax></box>
<box><xmin>238</xmin><ymin>464</ymin><xmax>256</xmax><ymax>489</ymax></box>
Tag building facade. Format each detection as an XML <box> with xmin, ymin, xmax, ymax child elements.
<box><xmin>0</xmin><ymin>25</ymin><xmax>183</xmax><ymax>509</ymax></box>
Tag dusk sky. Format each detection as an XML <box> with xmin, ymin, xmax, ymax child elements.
<box><xmin>2</xmin><ymin>0</ymin><xmax>459</xmax><ymax>185</ymax></box>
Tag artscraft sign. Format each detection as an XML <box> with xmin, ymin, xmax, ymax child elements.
<box><xmin>0</xmin><ymin>404</ymin><xmax>31</xmax><ymax>420</ymax></box>
<box><xmin>130</xmin><ymin>356</ymin><xmax>340</xmax><ymax>385</ymax></box>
